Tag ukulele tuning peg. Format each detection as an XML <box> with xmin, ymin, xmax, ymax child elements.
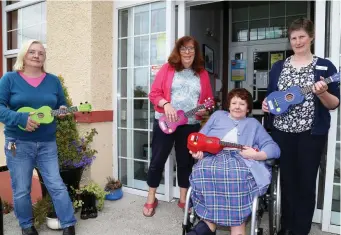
<box><xmin>80</xmin><ymin>102</ymin><xmax>83</xmax><ymax>105</ymax></box>
<box><xmin>85</xmin><ymin>101</ymin><xmax>88</xmax><ymax>104</ymax></box>
<box><xmin>82</xmin><ymin>112</ymin><xmax>85</xmax><ymax>114</ymax></box>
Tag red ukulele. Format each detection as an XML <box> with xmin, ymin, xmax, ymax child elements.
<box><xmin>187</xmin><ymin>132</ymin><xmax>259</xmax><ymax>154</ymax></box>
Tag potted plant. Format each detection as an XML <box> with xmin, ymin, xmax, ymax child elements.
<box><xmin>35</xmin><ymin>75</ymin><xmax>98</xmax><ymax>229</ymax></box>
<box><xmin>32</xmin><ymin>196</ymin><xmax>64</xmax><ymax>230</ymax></box>
<box><xmin>72</xmin><ymin>182</ymin><xmax>108</xmax><ymax>220</ymax></box>
<box><xmin>38</xmin><ymin>75</ymin><xmax>98</xmax><ymax>201</ymax></box>
<box><xmin>32</xmin><ymin>196</ymin><xmax>54</xmax><ymax>229</ymax></box>
<box><xmin>134</xmin><ymin>86</ymin><xmax>147</xmax><ymax>109</ymax></box>
<box><xmin>104</xmin><ymin>177</ymin><xmax>123</xmax><ymax>201</ymax></box>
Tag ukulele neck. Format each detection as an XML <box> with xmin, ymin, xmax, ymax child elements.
<box><xmin>301</xmin><ymin>76</ymin><xmax>333</xmax><ymax>95</ymax></box>
<box><xmin>184</xmin><ymin>104</ymin><xmax>206</xmax><ymax>117</ymax></box>
<box><xmin>219</xmin><ymin>140</ymin><xmax>243</xmax><ymax>150</ymax></box>
<box><xmin>51</xmin><ymin>106</ymin><xmax>78</xmax><ymax>116</ymax></box>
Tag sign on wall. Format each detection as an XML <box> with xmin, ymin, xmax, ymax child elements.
<box><xmin>231</xmin><ymin>60</ymin><xmax>246</xmax><ymax>81</ymax></box>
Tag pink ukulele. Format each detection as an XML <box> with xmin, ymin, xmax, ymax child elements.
<box><xmin>158</xmin><ymin>98</ymin><xmax>215</xmax><ymax>134</ymax></box>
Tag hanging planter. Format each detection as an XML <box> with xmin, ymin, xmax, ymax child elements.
<box><xmin>104</xmin><ymin>177</ymin><xmax>123</xmax><ymax>201</ymax></box>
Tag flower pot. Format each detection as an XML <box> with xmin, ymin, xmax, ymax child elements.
<box><xmin>37</xmin><ymin>167</ymin><xmax>83</xmax><ymax>200</ymax></box>
<box><xmin>46</xmin><ymin>212</ymin><xmax>62</xmax><ymax>230</ymax></box>
<box><xmin>105</xmin><ymin>188</ymin><xmax>123</xmax><ymax>201</ymax></box>
<box><xmin>59</xmin><ymin>167</ymin><xmax>84</xmax><ymax>200</ymax></box>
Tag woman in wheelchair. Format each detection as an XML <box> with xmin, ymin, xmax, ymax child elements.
<box><xmin>187</xmin><ymin>88</ymin><xmax>280</xmax><ymax>235</ymax></box>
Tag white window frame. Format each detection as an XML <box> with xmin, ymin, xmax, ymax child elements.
<box><xmin>2</xmin><ymin>0</ymin><xmax>46</xmax><ymax>72</ymax></box>
<box><xmin>321</xmin><ymin>0</ymin><xmax>341</xmax><ymax>233</ymax></box>
<box><xmin>112</xmin><ymin>0</ymin><xmax>176</xmax><ymax>202</ymax></box>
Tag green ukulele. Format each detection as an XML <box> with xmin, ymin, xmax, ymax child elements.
<box><xmin>17</xmin><ymin>102</ymin><xmax>92</xmax><ymax>131</ymax></box>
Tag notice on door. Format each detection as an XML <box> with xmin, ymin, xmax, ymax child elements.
<box><xmin>270</xmin><ymin>53</ymin><xmax>284</xmax><ymax>68</ymax></box>
<box><xmin>231</xmin><ymin>60</ymin><xmax>246</xmax><ymax>81</ymax></box>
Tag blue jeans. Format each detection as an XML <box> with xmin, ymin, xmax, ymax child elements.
<box><xmin>4</xmin><ymin>137</ymin><xmax>77</xmax><ymax>229</ymax></box>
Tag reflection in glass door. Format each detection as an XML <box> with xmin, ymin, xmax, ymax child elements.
<box><xmin>117</xmin><ymin>2</ymin><xmax>167</xmax><ymax>194</ymax></box>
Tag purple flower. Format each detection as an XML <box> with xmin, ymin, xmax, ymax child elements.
<box><xmin>63</xmin><ymin>155</ymin><xmax>96</xmax><ymax>169</ymax></box>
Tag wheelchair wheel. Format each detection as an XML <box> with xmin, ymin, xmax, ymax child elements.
<box><xmin>269</xmin><ymin>167</ymin><xmax>281</xmax><ymax>235</ymax></box>
<box><xmin>182</xmin><ymin>210</ymin><xmax>198</xmax><ymax>235</ymax></box>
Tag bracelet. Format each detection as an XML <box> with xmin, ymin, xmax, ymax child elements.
<box><xmin>163</xmin><ymin>102</ymin><xmax>170</xmax><ymax>107</ymax></box>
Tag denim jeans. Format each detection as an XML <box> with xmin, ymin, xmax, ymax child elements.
<box><xmin>4</xmin><ymin>137</ymin><xmax>76</xmax><ymax>229</ymax></box>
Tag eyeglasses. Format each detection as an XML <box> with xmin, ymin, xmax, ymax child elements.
<box><xmin>180</xmin><ymin>46</ymin><xmax>195</xmax><ymax>53</ymax></box>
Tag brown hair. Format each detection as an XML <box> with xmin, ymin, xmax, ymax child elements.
<box><xmin>168</xmin><ymin>36</ymin><xmax>204</xmax><ymax>74</ymax></box>
<box><xmin>226</xmin><ymin>88</ymin><xmax>253</xmax><ymax>115</ymax></box>
<box><xmin>287</xmin><ymin>18</ymin><xmax>315</xmax><ymax>39</ymax></box>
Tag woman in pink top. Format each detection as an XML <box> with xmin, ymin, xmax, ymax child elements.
<box><xmin>143</xmin><ymin>36</ymin><xmax>213</xmax><ymax>217</ymax></box>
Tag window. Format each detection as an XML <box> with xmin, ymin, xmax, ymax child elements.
<box><xmin>231</xmin><ymin>1</ymin><xmax>308</xmax><ymax>42</ymax></box>
<box><xmin>117</xmin><ymin>2</ymin><xmax>167</xmax><ymax>192</ymax></box>
<box><xmin>3</xmin><ymin>0</ymin><xmax>46</xmax><ymax>71</ymax></box>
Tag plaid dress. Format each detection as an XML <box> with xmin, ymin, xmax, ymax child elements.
<box><xmin>189</xmin><ymin>150</ymin><xmax>262</xmax><ymax>227</ymax></box>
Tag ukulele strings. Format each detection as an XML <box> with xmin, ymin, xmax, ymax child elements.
<box><xmin>269</xmin><ymin>76</ymin><xmax>333</xmax><ymax>105</ymax></box>
<box><xmin>164</xmin><ymin>104</ymin><xmax>207</xmax><ymax>127</ymax></box>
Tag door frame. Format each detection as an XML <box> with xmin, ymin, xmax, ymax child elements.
<box><xmin>113</xmin><ymin>0</ymin><xmax>176</xmax><ymax>202</ymax></box>
<box><xmin>321</xmin><ymin>0</ymin><xmax>340</xmax><ymax>233</ymax></box>
<box><xmin>228</xmin><ymin>43</ymin><xmax>291</xmax><ymax>116</ymax></box>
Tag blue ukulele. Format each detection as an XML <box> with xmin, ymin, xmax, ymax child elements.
<box><xmin>266</xmin><ymin>72</ymin><xmax>340</xmax><ymax>115</ymax></box>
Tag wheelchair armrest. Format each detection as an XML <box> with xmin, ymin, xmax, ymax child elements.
<box><xmin>265</xmin><ymin>159</ymin><xmax>278</xmax><ymax>167</ymax></box>
<box><xmin>0</xmin><ymin>165</ymin><xmax>8</xmax><ymax>172</ymax></box>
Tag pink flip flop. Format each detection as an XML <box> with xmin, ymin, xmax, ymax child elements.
<box><xmin>143</xmin><ymin>198</ymin><xmax>158</xmax><ymax>217</ymax></box>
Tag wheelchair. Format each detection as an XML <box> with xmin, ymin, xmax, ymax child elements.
<box><xmin>0</xmin><ymin>165</ymin><xmax>9</xmax><ymax>235</ymax></box>
<box><xmin>182</xmin><ymin>116</ymin><xmax>281</xmax><ymax>235</ymax></box>
<box><xmin>182</xmin><ymin>160</ymin><xmax>280</xmax><ymax>235</ymax></box>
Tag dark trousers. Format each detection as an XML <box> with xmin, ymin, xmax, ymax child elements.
<box><xmin>147</xmin><ymin>119</ymin><xmax>201</xmax><ymax>188</ymax></box>
<box><xmin>271</xmin><ymin>128</ymin><xmax>327</xmax><ymax>235</ymax></box>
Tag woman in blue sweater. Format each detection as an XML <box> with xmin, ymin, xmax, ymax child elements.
<box><xmin>262</xmin><ymin>18</ymin><xmax>340</xmax><ymax>235</ymax></box>
<box><xmin>188</xmin><ymin>88</ymin><xmax>280</xmax><ymax>235</ymax></box>
<box><xmin>0</xmin><ymin>40</ymin><xmax>76</xmax><ymax>235</ymax></box>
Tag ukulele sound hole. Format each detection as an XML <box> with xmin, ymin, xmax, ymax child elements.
<box><xmin>37</xmin><ymin>113</ymin><xmax>45</xmax><ymax>119</ymax></box>
<box><xmin>285</xmin><ymin>93</ymin><xmax>294</xmax><ymax>102</ymax></box>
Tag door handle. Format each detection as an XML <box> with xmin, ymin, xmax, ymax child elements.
<box><xmin>250</xmin><ymin>84</ymin><xmax>258</xmax><ymax>102</ymax></box>
<box><xmin>251</xmin><ymin>70</ymin><xmax>258</xmax><ymax>102</ymax></box>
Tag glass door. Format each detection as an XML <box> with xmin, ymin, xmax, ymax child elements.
<box><xmin>116</xmin><ymin>0</ymin><xmax>176</xmax><ymax>201</ymax></box>
<box><xmin>228</xmin><ymin>44</ymin><xmax>292</xmax><ymax>122</ymax></box>
<box><xmin>247</xmin><ymin>44</ymin><xmax>293</xmax><ymax>117</ymax></box>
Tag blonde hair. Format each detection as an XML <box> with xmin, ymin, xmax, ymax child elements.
<box><xmin>13</xmin><ymin>39</ymin><xmax>46</xmax><ymax>72</ymax></box>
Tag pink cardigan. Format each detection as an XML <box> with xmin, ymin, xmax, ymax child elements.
<box><xmin>149</xmin><ymin>63</ymin><xmax>214</xmax><ymax>114</ymax></box>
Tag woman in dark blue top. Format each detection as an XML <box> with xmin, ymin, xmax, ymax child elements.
<box><xmin>0</xmin><ymin>40</ymin><xmax>76</xmax><ymax>235</ymax></box>
<box><xmin>262</xmin><ymin>18</ymin><xmax>340</xmax><ymax>235</ymax></box>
